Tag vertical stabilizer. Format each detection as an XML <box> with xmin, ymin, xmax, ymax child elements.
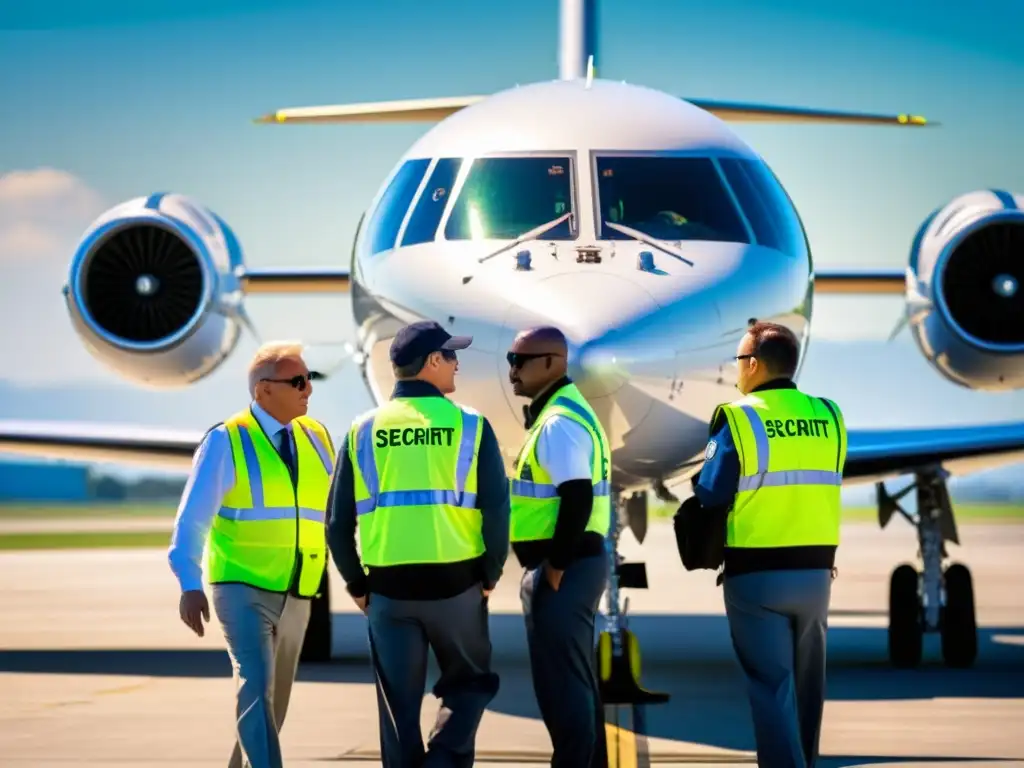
<box><xmin>559</xmin><ymin>0</ymin><xmax>598</xmax><ymax>80</ymax></box>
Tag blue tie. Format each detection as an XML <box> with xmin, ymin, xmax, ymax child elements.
<box><xmin>279</xmin><ymin>426</ymin><xmax>297</xmax><ymax>480</ymax></box>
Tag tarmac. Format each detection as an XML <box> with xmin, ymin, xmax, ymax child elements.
<box><xmin>0</xmin><ymin>518</ymin><xmax>1022</xmax><ymax>767</ymax></box>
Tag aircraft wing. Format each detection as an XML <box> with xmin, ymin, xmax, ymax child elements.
<box><xmin>254</xmin><ymin>96</ymin><xmax>485</xmax><ymax>125</ymax></box>
<box><xmin>0</xmin><ymin>421</ymin><xmax>203</xmax><ymax>472</ymax></box>
<box><xmin>252</xmin><ymin>95</ymin><xmax>932</xmax><ymax>128</ymax></box>
<box><xmin>1</xmin><ymin>416</ymin><xmax>1023</xmax><ymax>486</ymax></box>
<box><xmin>812</xmin><ymin>268</ymin><xmax>905</xmax><ymax>295</ymax></box>
<box><xmin>843</xmin><ymin>422</ymin><xmax>1024</xmax><ymax>485</ymax></box>
<box><xmin>683</xmin><ymin>99</ymin><xmax>933</xmax><ymax>126</ymax></box>
<box><xmin>240</xmin><ymin>266</ymin><xmax>351</xmax><ymax>294</ymax></box>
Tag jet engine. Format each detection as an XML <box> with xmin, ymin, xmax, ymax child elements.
<box><xmin>906</xmin><ymin>189</ymin><xmax>1024</xmax><ymax>391</ymax></box>
<box><xmin>63</xmin><ymin>193</ymin><xmax>246</xmax><ymax>388</ymax></box>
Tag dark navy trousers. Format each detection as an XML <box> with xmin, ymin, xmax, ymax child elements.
<box><xmin>724</xmin><ymin>569</ymin><xmax>832</xmax><ymax>768</ymax></box>
<box><xmin>367</xmin><ymin>584</ymin><xmax>499</xmax><ymax>768</ymax></box>
<box><xmin>520</xmin><ymin>554</ymin><xmax>610</xmax><ymax>768</ymax></box>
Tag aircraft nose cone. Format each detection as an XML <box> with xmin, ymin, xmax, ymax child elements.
<box><xmin>500</xmin><ymin>272</ymin><xmax>662</xmax><ymax>399</ymax></box>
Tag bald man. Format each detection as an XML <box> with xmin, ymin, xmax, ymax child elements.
<box><xmin>506</xmin><ymin>327</ymin><xmax>611</xmax><ymax>768</ymax></box>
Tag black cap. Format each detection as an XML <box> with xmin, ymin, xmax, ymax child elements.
<box><xmin>389</xmin><ymin>321</ymin><xmax>473</xmax><ymax>367</ymax></box>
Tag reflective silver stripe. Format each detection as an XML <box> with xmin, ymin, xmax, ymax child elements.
<box><xmin>737</xmin><ymin>469</ymin><xmax>842</xmax><ymax>493</ymax></box>
<box><xmin>237</xmin><ymin>427</ymin><xmax>265</xmax><ymax>509</ymax></box>
<box><xmin>354</xmin><ymin>409</ymin><xmax>480</xmax><ymax>516</ymax></box>
<box><xmin>512</xmin><ymin>479</ymin><xmax>611</xmax><ymax>498</ymax></box>
<box><xmin>218</xmin><ymin>506</ymin><xmax>325</xmax><ymax>522</ymax></box>
<box><xmin>739</xmin><ymin>405</ymin><xmax>769</xmax><ymax>474</ymax></box>
<box><xmin>298</xmin><ymin>422</ymin><xmax>334</xmax><ymax>475</ymax></box>
<box><xmin>355</xmin><ymin>489</ymin><xmax>479</xmax><ymax>515</ymax></box>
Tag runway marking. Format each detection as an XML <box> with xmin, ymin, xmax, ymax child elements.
<box><xmin>326</xmin><ymin>746</ymin><xmax>755</xmax><ymax>763</ymax></box>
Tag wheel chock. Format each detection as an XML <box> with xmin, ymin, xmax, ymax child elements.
<box><xmin>597</xmin><ymin>628</ymin><xmax>670</xmax><ymax>706</ymax></box>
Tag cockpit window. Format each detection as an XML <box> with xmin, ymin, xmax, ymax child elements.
<box><xmin>594</xmin><ymin>156</ymin><xmax>749</xmax><ymax>244</ymax></box>
<box><xmin>718</xmin><ymin>158</ymin><xmax>808</xmax><ymax>258</ymax></box>
<box><xmin>401</xmin><ymin>158</ymin><xmax>462</xmax><ymax>247</ymax></box>
<box><xmin>444</xmin><ymin>156</ymin><xmax>576</xmax><ymax>241</ymax></box>
<box><xmin>366</xmin><ymin>158</ymin><xmax>430</xmax><ymax>255</ymax></box>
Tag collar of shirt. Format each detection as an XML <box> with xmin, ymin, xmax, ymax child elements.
<box><xmin>250</xmin><ymin>400</ymin><xmax>290</xmax><ymax>446</ymax></box>
<box><xmin>751</xmin><ymin>377</ymin><xmax>797</xmax><ymax>393</ymax></box>
<box><xmin>523</xmin><ymin>375</ymin><xmax>572</xmax><ymax>429</ymax></box>
<box><xmin>391</xmin><ymin>379</ymin><xmax>445</xmax><ymax>399</ymax></box>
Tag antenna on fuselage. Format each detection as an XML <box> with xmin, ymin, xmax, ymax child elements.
<box><xmin>559</xmin><ymin>0</ymin><xmax>598</xmax><ymax>80</ymax></box>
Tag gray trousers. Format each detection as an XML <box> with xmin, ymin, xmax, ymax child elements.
<box><xmin>520</xmin><ymin>554</ymin><xmax>609</xmax><ymax>768</ymax></box>
<box><xmin>723</xmin><ymin>569</ymin><xmax>832</xmax><ymax>768</ymax></box>
<box><xmin>367</xmin><ymin>584</ymin><xmax>499</xmax><ymax>768</ymax></box>
<box><xmin>211</xmin><ymin>583</ymin><xmax>312</xmax><ymax>768</ymax></box>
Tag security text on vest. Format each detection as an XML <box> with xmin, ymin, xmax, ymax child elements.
<box><xmin>763</xmin><ymin>418</ymin><xmax>830</xmax><ymax>439</ymax></box>
<box><xmin>375</xmin><ymin>426</ymin><xmax>455</xmax><ymax>448</ymax></box>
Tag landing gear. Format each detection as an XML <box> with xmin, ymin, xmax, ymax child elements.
<box><xmin>300</xmin><ymin>569</ymin><xmax>332</xmax><ymax>663</ymax></box>
<box><xmin>877</xmin><ymin>467</ymin><xmax>977</xmax><ymax>669</ymax></box>
<box><xmin>596</xmin><ymin>489</ymin><xmax>669</xmax><ymax>706</ymax></box>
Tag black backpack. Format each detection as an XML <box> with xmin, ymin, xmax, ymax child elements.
<box><xmin>673</xmin><ymin>494</ymin><xmax>728</xmax><ymax>572</ymax></box>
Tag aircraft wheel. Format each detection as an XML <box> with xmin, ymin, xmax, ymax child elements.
<box><xmin>888</xmin><ymin>563</ymin><xmax>923</xmax><ymax>669</ymax></box>
<box><xmin>300</xmin><ymin>571</ymin><xmax>332</xmax><ymax>663</ymax></box>
<box><xmin>940</xmin><ymin>563</ymin><xmax>977</xmax><ymax>669</ymax></box>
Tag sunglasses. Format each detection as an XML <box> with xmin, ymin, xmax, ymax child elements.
<box><xmin>439</xmin><ymin>349</ymin><xmax>458</xmax><ymax>362</ymax></box>
<box><xmin>261</xmin><ymin>371</ymin><xmax>323</xmax><ymax>391</ymax></box>
<box><xmin>734</xmin><ymin>354</ymin><xmax>754</xmax><ymax>362</ymax></box>
<box><xmin>506</xmin><ymin>352</ymin><xmax>561</xmax><ymax>369</ymax></box>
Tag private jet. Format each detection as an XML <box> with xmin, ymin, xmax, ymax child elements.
<box><xmin>1</xmin><ymin>0</ymin><xmax>1022</xmax><ymax>679</ymax></box>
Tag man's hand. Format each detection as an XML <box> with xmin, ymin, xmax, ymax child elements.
<box><xmin>544</xmin><ymin>563</ymin><xmax>564</xmax><ymax>591</ymax></box>
<box><xmin>352</xmin><ymin>593</ymin><xmax>369</xmax><ymax>615</ymax></box>
<box><xmin>482</xmin><ymin>584</ymin><xmax>493</xmax><ymax>598</ymax></box>
<box><xmin>179</xmin><ymin>590</ymin><xmax>210</xmax><ymax>637</ymax></box>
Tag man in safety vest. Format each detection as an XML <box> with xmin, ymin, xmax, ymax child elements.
<box><xmin>692</xmin><ymin>321</ymin><xmax>847</xmax><ymax>768</ymax></box>
<box><xmin>326</xmin><ymin>320</ymin><xmax>509</xmax><ymax>768</ymax></box>
<box><xmin>168</xmin><ymin>340</ymin><xmax>336</xmax><ymax>768</ymax></box>
<box><xmin>506</xmin><ymin>326</ymin><xmax>611</xmax><ymax>768</ymax></box>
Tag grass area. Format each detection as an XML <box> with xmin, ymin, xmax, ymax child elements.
<box><xmin>0</xmin><ymin>531</ymin><xmax>172</xmax><ymax>551</ymax></box>
<box><xmin>0</xmin><ymin>502</ymin><xmax>176</xmax><ymax>520</ymax></box>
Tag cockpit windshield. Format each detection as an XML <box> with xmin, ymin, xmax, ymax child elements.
<box><xmin>444</xmin><ymin>156</ymin><xmax>576</xmax><ymax>241</ymax></box>
<box><xmin>595</xmin><ymin>156</ymin><xmax>750</xmax><ymax>244</ymax></box>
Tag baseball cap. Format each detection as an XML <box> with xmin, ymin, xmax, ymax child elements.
<box><xmin>389</xmin><ymin>320</ymin><xmax>473</xmax><ymax>367</ymax></box>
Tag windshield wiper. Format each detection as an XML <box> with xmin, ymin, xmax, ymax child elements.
<box><xmin>603</xmin><ymin>220</ymin><xmax>695</xmax><ymax>267</ymax></box>
<box><xmin>476</xmin><ymin>212</ymin><xmax>573</xmax><ymax>264</ymax></box>
<box><xmin>462</xmin><ymin>212</ymin><xmax>574</xmax><ymax>284</ymax></box>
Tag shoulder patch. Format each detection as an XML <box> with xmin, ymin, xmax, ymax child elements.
<box><xmin>704</xmin><ymin>439</ymin><xmax>718</xmax><ymax>461</ymax></box>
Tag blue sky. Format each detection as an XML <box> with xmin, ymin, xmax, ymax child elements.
<box><xmin>1</xmin><ymin>0</ymin><xmax>1023</xmax><ymax>466</ymax></box>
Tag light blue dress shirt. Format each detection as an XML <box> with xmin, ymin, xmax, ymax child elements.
<box><xmin>167</xmin><ymin>402</ymin><xmax>295</xmax><ymax>593</ymax></box>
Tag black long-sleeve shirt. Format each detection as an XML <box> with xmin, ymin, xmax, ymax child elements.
<box><xmin>326</xmin><ymin>380</ymin><xmax>510</xmax><ymax>601</ymax></box>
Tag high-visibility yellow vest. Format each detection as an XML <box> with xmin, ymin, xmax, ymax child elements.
<box><xmin>715</xmin><ymin>388</ymin><xmax>847</xmax><ymax>549</ymax></box>
<box><xmin>349</xmin><ymin>396</ymin><xmax>484</xmax><ymax>566</ymax></box>
<box><xmin>510</xmin><ymin>382</ymin><xmax>612</xmax><ymax>543</ymax></box>
<box><xmin>207</xmin><ymin>408</ymin><xmax>335</xmax><ymax>597</ymax></box>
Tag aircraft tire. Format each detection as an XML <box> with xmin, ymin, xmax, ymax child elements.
<box><xmin>940</xmin><ymin>563</ymin><xmax>977</xmax><ymax>669</ymax></box>
<box><xmin>888</xmin><ymin>563</ymin><xmax>923</xmax><ymax>669</ymax></box>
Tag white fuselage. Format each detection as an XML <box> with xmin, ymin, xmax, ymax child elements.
<box><xmin>348</xmin><ymin>79</ymin><xmax>813</xmax><ymax>489</ymax></box>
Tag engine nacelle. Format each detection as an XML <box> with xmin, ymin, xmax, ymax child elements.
<box><xmin>907</xmin><ymin>189</ymin><xmax>1024</xmax><ymax>391</ymax></box>
<box><xmin>63</xmin><ymin>193</ymin><xmax>246</xmax><ymax>388</ymax></box>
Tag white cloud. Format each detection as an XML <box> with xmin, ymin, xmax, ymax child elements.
<box><xmin>0</xmin><ymin>168</ymin><xmax>106</xmax><ymax>264</ymax></box>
